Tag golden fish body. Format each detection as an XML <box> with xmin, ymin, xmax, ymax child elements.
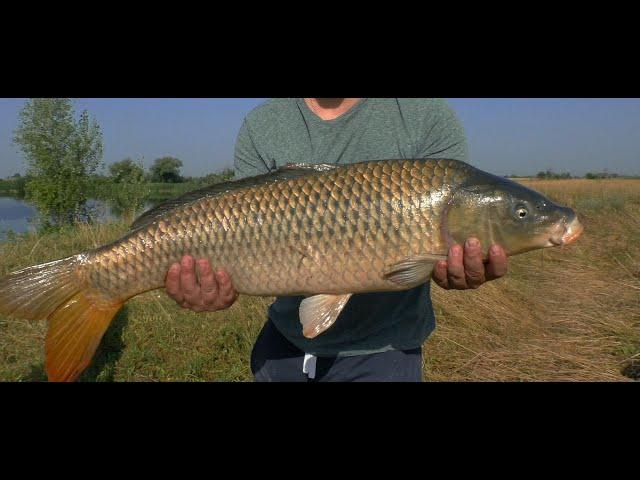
<box><xmin>89</xmin><ymin>158</ymin><xmax>465</xmax><ymax>300</ymax></box>
<box><xmin>0</xmin><ymin>158</ymin><xmax>583</xmax><ymax>381</ymax></box>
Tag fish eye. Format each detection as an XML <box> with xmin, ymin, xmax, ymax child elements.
<box><xmin>515</xmin><ymin>206</ymin><xmax>528</xmax><ymax>219</ymax></box>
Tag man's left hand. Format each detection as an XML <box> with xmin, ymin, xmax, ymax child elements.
<box><xmin>432</xmin><ymin>238</ymin><xmax>508</xmax><ymax>290</ymax></box>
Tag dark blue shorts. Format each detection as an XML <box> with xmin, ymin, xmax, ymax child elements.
<box><xmin>250</xmin><ymin>319</ymin><xmax>423</xmax><ymax>382</ymax></box>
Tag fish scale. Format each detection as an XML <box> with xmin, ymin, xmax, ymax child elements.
<box><xmin>85</xmin><ymin>159</ymin><xmax>454</xmax><ymax>301</ymax></box>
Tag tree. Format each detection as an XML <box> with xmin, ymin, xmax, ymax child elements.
<box><xmin>109</xmin><ymin>158</ymin><xmax>145</xmax><ymax>183</ymax></box>
<box><xmin>104</xmin><ymin>157</ymin><xmax>149</xmax><ymax>221</ymax></box>
<box><xmin>13</xmin><ymin>98</ymin><xmax>103</xmax><ymax>227</ymax></box>
<box><xmin>150</xmin><ymin>156</ymin><xmax>183</xmax><ymax>183</ymax></box>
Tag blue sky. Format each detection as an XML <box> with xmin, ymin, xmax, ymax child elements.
<box><xmin>1</xmin><ymin>98</ymin><xmax>638</xmax><ymax>178</ymax></box>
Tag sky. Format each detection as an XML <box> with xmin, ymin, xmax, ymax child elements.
<box><xmin>0</xmin><ymin>98</ymin><xmax>639</xmax><ymax>178</ymax></box>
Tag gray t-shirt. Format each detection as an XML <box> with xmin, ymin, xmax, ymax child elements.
<box><xmin>233</xmin><ymin>98</ymin><xmax>468</xmax><ymax>357</ymax></box>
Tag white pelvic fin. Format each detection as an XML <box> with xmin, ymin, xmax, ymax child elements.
<box><xmin>299</xmin><ymin>293</ymin><xmax>353</xmax><ymax>339</ymax></box>
<box><xmin>383</xmin><ymin>254</ymin><xmax>446</xmax><ymax>287</ymax></box>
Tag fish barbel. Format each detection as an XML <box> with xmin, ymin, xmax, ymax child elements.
<box><xmin>0</xmin><ymin>158</ymin><xmax>583</xmax><ymax>381</ymax></box>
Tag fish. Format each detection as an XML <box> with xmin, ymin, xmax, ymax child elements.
<box><xmin>0</xmin><ymin>158</ymin><xmax>583</xmax><ymax>381</ymax></box>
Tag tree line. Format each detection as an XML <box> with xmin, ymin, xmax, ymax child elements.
<box><xmin>105</xmin><ymin>157</ymin><xmax>233</xmax><ymax>185</ymax></box>
<box><xmin>109</xmin><ymin>156</ymin><xmax>184</xmax><ymax>184</ymax></box>
<box><xmin>535</xmin><ymin>170</ymin><xmax>631</xmax><ymax>180</ymax></box>
<box><xmin>502</xmin><ymin>170</ymin><xmax>637</xmax><ymax>180</ymax></box>
<box><xmin>7</xmin><ymin>98</ymin><xmax>637</xmax><ymax>231</ymax></box>
<box><xmin>10</xmin><ymin>98</ymin><xmax>233</xmax><ymax>231</ymax></box>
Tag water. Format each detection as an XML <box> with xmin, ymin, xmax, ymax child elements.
<box><xmin>0</xmin><ymin>196</ymin><xmax>154</xmax><ymax>241</ymax></box>
<box><xmin>0</xmin><ymin>196</ymin><xmax>35</xmax><ymax>236</ymax></box>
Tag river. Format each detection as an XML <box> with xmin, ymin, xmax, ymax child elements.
<box><xmin>0</xmin><ymin>196</ymin><xmax>154</xmax><ymax>240</ymax></box>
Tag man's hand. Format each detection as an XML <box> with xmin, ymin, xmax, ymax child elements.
<box><xmin>432</xmin><ymin>238</ymin><xmax>508</xmax><ymax>290</ymax></box>
<box><xmin>165</xmin><ymin>255</ymin><xmax>238</xmax><ymax>312</ymax></box>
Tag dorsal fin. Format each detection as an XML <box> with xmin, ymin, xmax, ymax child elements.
<box><xmin>129</xmin><ymin>163</ymin><xmax>340</xmax><ymax>231</ymax></box>
<box><xmin>280</xmin><ymin>163</ymin><xmax>338</xmax><ymax>172</ymax></box>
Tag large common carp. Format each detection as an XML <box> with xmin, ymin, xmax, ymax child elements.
<box><xmin>0</xmin><ymin>159</ymin><xmax>583</xmax><ymax>381</ymax></box>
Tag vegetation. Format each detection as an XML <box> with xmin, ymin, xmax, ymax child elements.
<box><xmin>0</xmin><ymin>178</ymin><xmax>638</xmax><ymax>381</ymax></box>
<box><xmin>150</xmin><ymin>157</ymin><xmax>184</xmax><ymax>183</ymax></box>
<box><xmin>188</xmin><ymin>168</ymin><xmax>234</xmax><ymax>187</ymax></box>
<box><xmin>146</xmin><ymin>182</ymin><xmax>199</xmax><ymax>202</ymax></box>
<box><xmin>585</xmin><ymin>171</ymin><xmax>620</xmax><ymax>179</ymax></box>
<box><xmin>100</xmin><ymin>158</ymin><xmax>149</xmax><ymax>222</ymax></box>
<box><xmin>7</xmin><ymin>98</ymin><xmax>236</xmax><ymax>232</ymax></box>
<box><xmin>109</xmin><ymin>158</ymin><xmax>145</xmax><ymax>183</ymax></box>
<box><xmin>536</xmin><ymin>169</ymin><xmax>572</xmax><ymax>180</ymax></box>
<box><xmin>0</xmin><ymin>174</ymin><xmax>28</xmax><ymax>197</ymax></box>
<box><xmin>13</xmin><ymin>99</ymin><xmax>103</xmax><ymax>229</ymax></box>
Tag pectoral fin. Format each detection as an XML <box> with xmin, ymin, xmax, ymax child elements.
<box><xmin>383</xmin><ymin>254</ymin><xmax>446</xmax><ymax>287</ymax></box>
<box><xmin>299</xmin><ymin>293</ymin><xmax>353</xmax><ymax>339</ymax></box>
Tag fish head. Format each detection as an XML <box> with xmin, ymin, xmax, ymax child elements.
<box><xmin>442</xmin><ymin>172</ymin><xmax>583</xmax><ymax>256</ymax></box>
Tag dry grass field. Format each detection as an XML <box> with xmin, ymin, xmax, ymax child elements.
<box><xmin>0</xmin><ymin>178</ymin><xmax>638</xmax><ymax>381</ymax></box>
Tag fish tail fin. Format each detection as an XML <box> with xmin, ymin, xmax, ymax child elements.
<box><xmin>45</xmin><ymin>290</ymin><xmax>122</xmax><ymax>382</ymax></box>
<box><xmin>0</xmin><ymin>255</ymin><xmax>122</xmax><ymax>382</ymax></box>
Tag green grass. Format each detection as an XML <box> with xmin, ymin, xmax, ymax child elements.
<box><xmin>0</xmin><ymin>179</ymin><xmax>639</xmax><ymax>381</ymax></box>
<box><xmin>147</xmin><ymin>182</ymin><xmax>200</xmax><ymax>202</ymax></box>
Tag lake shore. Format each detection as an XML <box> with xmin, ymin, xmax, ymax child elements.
<box><xmin>0</xmin><ymin>182</ymin><xmax>196</xmax><ymax>238</ymax></box>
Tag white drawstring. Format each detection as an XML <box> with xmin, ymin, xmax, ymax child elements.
<box><xmin>302</xmin><ymin>353</ymin><xmax>317</xmax><ymax>379</ymax></box>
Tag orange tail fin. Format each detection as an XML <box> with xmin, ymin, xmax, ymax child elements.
<box><xmin>0</xmin><ymin>255</ymin><xmax>122</xmax><ymax>382</ymax></box>
<box><xmin>45</xmin><ymin>291</ymin><xmax>121</xmax><ymax>382</ymax></box>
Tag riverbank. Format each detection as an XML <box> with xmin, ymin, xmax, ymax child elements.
<box><xmin>0</xmin><ymin>179</ymin><xmax>638</xmax><ymax>381</ymax></box>
<box><xmin>0</xmin><ymin>182</ymin><xmax>199</xmax><ymax>238</ymax></box>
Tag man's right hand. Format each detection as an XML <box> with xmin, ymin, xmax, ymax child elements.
<box><xmin>165</xmin><ymin>255</ymin><xmax>238</xmax><ymax>312</ymax></box>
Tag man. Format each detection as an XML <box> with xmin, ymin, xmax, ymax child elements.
<box><xmin>165</xmin><ymin>98</ymin><xmax>508</xmax><ymax>382</ymax></box>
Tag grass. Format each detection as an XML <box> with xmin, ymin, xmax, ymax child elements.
<box><xmin>147</xmin><ymin>182</ymin><xmax>200</xmax><ymax>202</ymax></box>
<box><xmin>0</xmin><ymin>179</ymin><xmax>638</xmax><ymax>381</ymax></box>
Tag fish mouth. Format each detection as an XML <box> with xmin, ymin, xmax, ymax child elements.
<box><xmin>549</xmin><ymin>217</ymin><xmax>584</xmax><ymax>246</ymax></box>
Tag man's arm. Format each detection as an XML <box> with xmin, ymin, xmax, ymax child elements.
<box><xmin>408</xmin><ymin>98</ymin><xmax>509</xmax><ymax>289</ymax></box>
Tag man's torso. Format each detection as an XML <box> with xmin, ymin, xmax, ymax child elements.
<box><xmin>234</xmin><ymin>98</ymin><xmax>468</xmax><ymax>357</ymax></box>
